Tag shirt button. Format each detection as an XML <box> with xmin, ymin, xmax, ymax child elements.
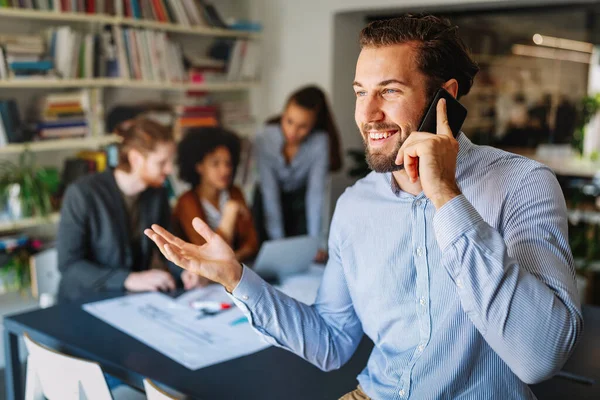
<box><xmin>399</xmin><ymin>389</ymin><xmax>405</xmax><ymax>397</ymax></box>
<box><xmin>416</xmin><ymin>247</ymin><xmax>423</xmax><ymax>257</ymax></box>
<box><xmin>420</xmin><ymin>297</ymin><xmax>426</xmax><ymax>306</ymax></box>
<box><xmin>415</xmin><ymin>200</ymin><xmax>422</xmax><ymax>206</ymax></box>
<box><xmin>456</xmin><ymin>279</ymin><xmax>462</xmax><ymax>288</ymax></box>
<box><xmin>242</xmin><ymin>295</ymin><xmax>249</xmax><ymax>301</ymax></box>
<box><xmin>417</xmin><ymin>344</ymin><xmax>424</xmax><ymax>353</ymax></box>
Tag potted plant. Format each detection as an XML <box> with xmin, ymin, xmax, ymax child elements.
<box><xmin>0</xmin><ymin>237</ymin><xmax>43</xmax><ymax>294</ymax></box>
<box><xmin>0</xmin><ymin>151</ymin><xmax>53</xmax><ymax>221</ymax></box>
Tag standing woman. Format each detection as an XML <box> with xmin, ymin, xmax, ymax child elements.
<box><xmin>253</xmin><ymin>85</ymin><xmax>342</xmax><ymax>260</ymax></box>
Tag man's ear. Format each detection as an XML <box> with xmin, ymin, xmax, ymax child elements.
<box><xmin>128</xmin><ymin>148</ymin><xmax>145</xmax><ymax>171</ymax></box>
<box><xmin>442</xmin><ymin>79</ymin><xmax>459</xmax><ymax>98</ymax></box>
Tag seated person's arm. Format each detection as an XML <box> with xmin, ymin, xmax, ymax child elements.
<box><xmin>146</xmin><ymin>208</ymin><xmax>364</xmax><ymax>371</ymax></box>
<box><xmin>58</xmin><ymin>185</ymin><xmax>175</xmax><ymax>294</ymax></box>
<box><xmin>231</xmin><ymin>187</ymin><xmax>259</xmax><ymax>263</ymax></box>
<box><xmin>435</xmin><ymin>166</ymin><xmax>583</xmax><ymax>384</ymax></box>
<box><xmin>58</xmin><ymin>184</ymin><xmax>130</xmax><ymax>292</ymax></box>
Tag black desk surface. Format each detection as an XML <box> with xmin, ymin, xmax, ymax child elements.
<box><xmin>4</xmin><ymin>296</ymin><xmax>600</xmax><ymax>399</ymax></box>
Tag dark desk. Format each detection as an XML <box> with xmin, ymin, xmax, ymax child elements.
<box><xmin>4</xmin><ymin>297</ymin><xmax>600</xmax><ymax>400</ymax></box>
<box><xmin>3</xmin><ymin>294</ymin><xmax>372</xmax><ymax>400</ymax></box>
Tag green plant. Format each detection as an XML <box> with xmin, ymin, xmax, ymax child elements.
<box><xmin>0</xmin><ymin>151</ymin><xmax>53</xmax><ymax>219</ymax></box>
<box><xmin>0</xmin><ymin>249</ymin><xmax>30</xmax><ymax>293</ymax></box>
<box><xmin>572</xmin><ymin>93</ymin><xmax>600</xmax><ymax>155</ymax></box>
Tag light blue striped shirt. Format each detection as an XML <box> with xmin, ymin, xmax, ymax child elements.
<box><xmin>232</xmin><ymin>133</ymin><xmax>583</xmax><ymax>399</ymax></box>
<box><xmin>256</xmin><ymin>124</ymin><xmax>329</xmax><ymax>239</ymax></box>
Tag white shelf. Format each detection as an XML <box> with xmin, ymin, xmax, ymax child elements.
<box><xmin>0</xmin><ymin>135</ymin><xmax>119</xmax><ymax>154</ymax></box>
<box><xmin>0</xmin><ymin>78</ymin><xmax>113</xmax><ymax>88</ymax></box>
<box><xmin>0</xmin><ymin>213</ymin><xmax>59</xmax><ymax>233</ymax></box>
<box><xmin>0</xmin><ymin>79</ymin><xmax>259</xmax><ymax>91</ymax></box>
<box><xmin>113</xmin><ymin>79</ymin><xmax>259</xmax><ymax>92</ymax></box>
<box><xmin>0</xmin><ymin>8</ymin><xmax>260</xmax><ymax>39</ymax></box>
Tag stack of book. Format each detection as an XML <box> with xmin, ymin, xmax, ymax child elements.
<box><xmin>220</xmin><ymin>99</ymin><xmax>254</xmax><ymax>132</ymax></box>
<box><xmin>173</xmin><ymin>103</ymin><xmax>218</xmax><ymax>139</ymax></box>
<box><xmin>0</xmin><ymin>1</ymin><xmax>262</xmax><ymax>31</ymax></box>
<box><xmin>0</xmin><ymin>0</ymin><xmax>117</xmax><ymax>14</ymax></box>
<box><xmin>120</xmin><ymin>0</ymin><xmax>207</xmax><ymax>27</ymax></box>
<box><xmin>226</xmin><ymin>39</ymin><xmax>260</xmax><ymax>81</ymax></box>
<box><xmin>0</xmin><ymin>99</ymin><xmax>22</xmax><ymax>146</ymax></box>
<box><xmin>36</xmin><ymin>90</ymin><xmax>90</xmax><ymax>140</ymax></box>
<box><xmin>0</xmin><ymin>34</ymin><xmax>50</xmax><ymax>79</ymax></box>
<box><xmin>111</xmin><ymin>25</ymin><xmax>185</xmax><ymax>81</ymax></box>
<box><xmin>47</xmin><ymin>26</ymin><xmax>103</xmax><ymax>79</ymax></box>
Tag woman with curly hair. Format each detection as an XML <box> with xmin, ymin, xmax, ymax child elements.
<box><xmin>172</xmin><ymin>127</ymin><xmax>258</xmax><ymax>288</ymax></box>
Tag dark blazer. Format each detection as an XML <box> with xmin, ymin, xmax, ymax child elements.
<box><xmin>57</xmin><ymin>169</ymin><xmax>177</xmax><ymax>301</ymax></box>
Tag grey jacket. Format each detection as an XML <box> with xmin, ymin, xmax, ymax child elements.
<box><xmin>57</xmin><ymin>169</ymin><xmax>178</xmax><ymax>301</ymax></box>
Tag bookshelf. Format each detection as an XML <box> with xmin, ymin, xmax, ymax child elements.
<box><xmin>0</xmin><ymin>7</ymin><xmax>261</xmax><ymax>39</ymax></box>
<box><xmin>0</xmin><ymin>2</ymin><xmax>261</xmax><ymax>232</ymax></box>
<box><xmin>0</xmin><ymin>212</ymin><xmax>60</xmax><ymax>233</ymax></box>
<box><xmin>0</xmin><ymin>79</ymin><xmax>259</xmax><ymax>91</ymax></box>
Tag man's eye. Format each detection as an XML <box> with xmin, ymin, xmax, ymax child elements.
<box><xmin>383</xmin><ymin>89</ymin><xmax>399</xmax><ymax>94</ymax></box>
<box><xmin>355</xmin><ymin>91</ymin><xmax>366</xmax><ymax>97</ymax></box>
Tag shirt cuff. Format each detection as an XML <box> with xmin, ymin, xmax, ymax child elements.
<box><xmin>230</xmin><ymin>265</ymin><xmax>267</xmax><ymax>310</ymax></box>
<box><xmin>433</xmin><ymin>194</ymin><xmax>484</xmax><ymax>252</ymax></box>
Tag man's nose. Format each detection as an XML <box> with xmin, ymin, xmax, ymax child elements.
<box><xmin>360</xmin><ymin>95</ymin><xmax>384</xmax><ymax>123</ymax></box>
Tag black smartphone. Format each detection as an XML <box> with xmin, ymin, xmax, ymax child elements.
<box><xmin>417</xmin><ymin>88</ymin><xmax>467</xmax><ymax>138</ymax></box>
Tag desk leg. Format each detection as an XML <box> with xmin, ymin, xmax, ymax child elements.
<box><xmin>4</xmin><ymin>329</ymin><xmax>23</xmax><ymax>400</ymax></box>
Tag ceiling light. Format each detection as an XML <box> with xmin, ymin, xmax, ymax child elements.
<box><xmin>532</xmin><ymin>34</ymin><xmax>593</xmax><ymax>53</ymax></box>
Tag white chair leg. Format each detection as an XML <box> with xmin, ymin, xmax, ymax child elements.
<box><xmin>24</xmin><ymin>357</ymin><xmax>44</xmax><ymax>400</ymax></box>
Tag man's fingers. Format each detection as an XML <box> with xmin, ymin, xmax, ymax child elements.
<box><xmin>404</xmin><ymin>150</ymin><xmax>419</xmax><ymax>183</ymax></box>
<box><xmin>192</xmin><ymin>217</ymin><xmax>217</xmax><ymax>243</ymax></box>
<box><xmin>151</xmin><ymin>224</ymin><xmax>188</xmax><ymax>249</ymax></box>
<box><xmin>436</xmin><ymin>98</ymin><xmax>452</xmax><ymax>137</ymax></box>
<box><xmin>145</xmin><ymin>230</ymin><xmax>172</xmax><ymax>260</ymax></box>
<box><xmin>395</xmin><ymin>149</ymin><xmax>404</xmax><ymax>166</ymax></box>
<box><xmin>164</xmin><ymin>244</ymin><xmax>192</xmax><ymax>271</ymax></box>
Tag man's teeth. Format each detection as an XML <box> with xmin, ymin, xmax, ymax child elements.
<box><xmin>369</xmin><ymin>131</ymin><xmax>396</xmax><ymax>140</ymax></box>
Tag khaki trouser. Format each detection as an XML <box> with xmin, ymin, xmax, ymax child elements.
<box><xmin>339</xmin><ymin>386</ymin><xmax>371</xmax><ymax>400</ymax></box>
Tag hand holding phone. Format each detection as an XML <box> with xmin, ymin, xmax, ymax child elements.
<box><xmin>395</xmin><ymin>88</ymin><xmax>464</xmax><ymax>209</ymax></box>
<box><xmin>417</xmin><ymin>88</ymin><xmax>467</xmax><ymax>137</ymax></box>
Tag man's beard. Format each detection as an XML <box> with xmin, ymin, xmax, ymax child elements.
<box><xmin>365</xmin><ymin>137</ymin><xmax>404</xmax><ymax>173</ymax></box>
<box><xmin>140</xmin><ymin>171</ymin><xmax>166</xmax><ymax>188</ymax></box>
<box><xmin>362</xmin><ymin>99</ymin><xmax>431</xmax><ymax>173</ymax></box>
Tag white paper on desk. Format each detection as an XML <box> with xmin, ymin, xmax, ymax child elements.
<box><xmin>176</xmin><ymin>265</ymin><xmax>324</xmax><ymax>309</ymax></box>
<box><xmin>83</xmin><ymin>292</ymin><xmax>269</xmax><ymax>370</ymax></box>
<box><xmin>175</xmin><ymin>284</ymin><xmax>231</xmax><ymax>308</ymax></box>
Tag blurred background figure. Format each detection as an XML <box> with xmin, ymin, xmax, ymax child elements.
<box><xmin>172</xmin><ymin>127</ymin><xmax>258</xmax><ymax>288</ymax></box>
<box><xmin>57</xmin><ymin>118</ymin><xmax>180</xmax><ymax>302</ymax></box>
<box><xmin>252</xmin><ymin>85</ymin><xmax>342</xmax><ymax>263</ymax></box>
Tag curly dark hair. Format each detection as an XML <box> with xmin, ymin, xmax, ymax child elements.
<box><xmin>177</xmin><ymin>127</ymin><xmax>241</xmax><ymax>187</ymax></box>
